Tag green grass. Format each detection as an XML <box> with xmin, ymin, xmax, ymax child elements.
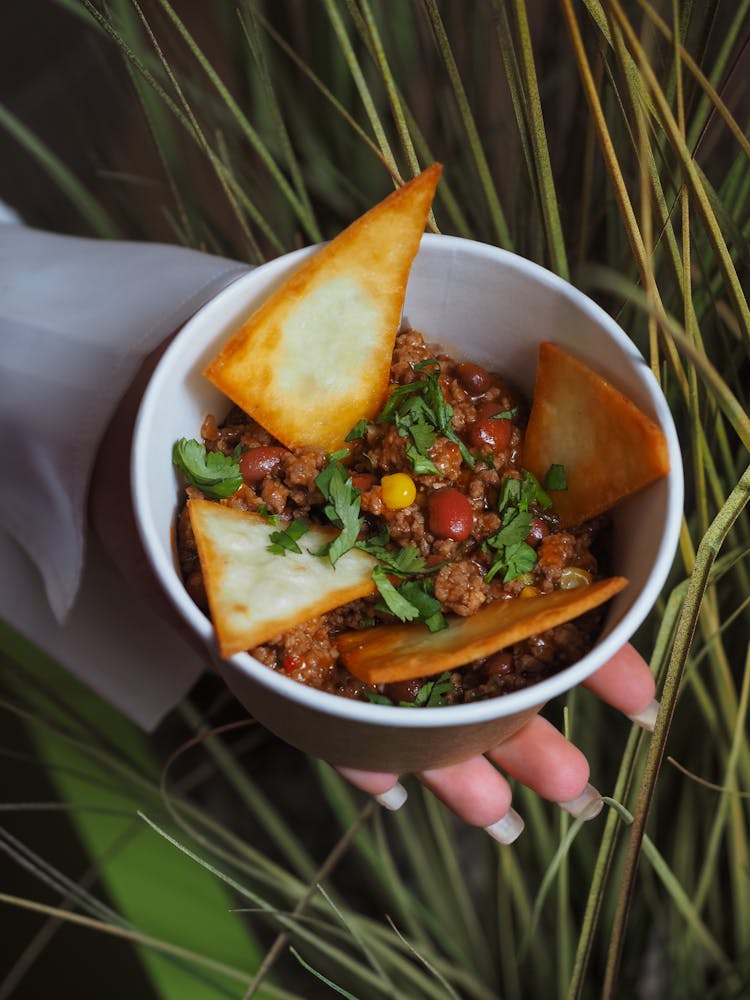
<box><xmin>2</xmin><ymin>1</ymin><xmax>749</xmax><ymax>997</ymax></box>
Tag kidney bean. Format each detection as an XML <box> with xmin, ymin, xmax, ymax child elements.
<box><xmin>456</xmin><ymin>361</ymin><xmax>493</xmax><ymax>395</ymax></box>
<box><xmin>468</xmin><ymin>401</ymin><xmax>513</xmax><ymax>451</ymax></box>
<box><xmin>383</xmin><ymin>679</ymin><xmax>423</xmax><ymax>704</ymax></box>
<box><xmin>525</xmin><ymin>516</ymin><xmax>549</xmax><ymax>547</ymax></box>
<box><xmin>351</xmin><ymin>472</ymin><xmax>377</xmax><ymax>492</ymax></box>
<box><xmin>481</xmin><ymin>651</ymin><xmax>514</xmax><ymax>679</ymax></box>
<box><xmin>239</xmin><ymin>446</ymin><xmax>287</xmax><ymax>484</ymax></box>
<box><xmin>428</xmin><ymin>487</ymin><xmax>473</xmax><ymax>541</ymax></box>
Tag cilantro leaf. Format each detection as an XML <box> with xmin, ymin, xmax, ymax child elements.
<box><xmin>497</xmin><ymin>471</ymin><xmax>552</xmax><ymax>515</ymax></box>
<box><xmin>345</xmin><ymin>419</ymin><xmax>368</xmax><ymax>441</ymax></box>
<box><xmin>364</xmin><ymin>689</ymin><xmax>394</xmax><ymax>705</ymax></box>
<box><xmin>487</xmin><ymin>508</ymin><xmax>534</xmax><ymax>549</ymax></box>
<box><xmin>405</xmin><ymin>443</ymin><xmax>441</xmax><ymax>475</ymax></box>
<box><xmin>397</xmin><ymin>579</ymin><xmax>448</xmax><ymax>632</ymax></box>
<box><xmin>497</xmin><ymin>476</ymin><xmax>523</xmax><ymax>515</ymax></box>
<box><xmin>413</xmin><ymin>358</ymin><xmax>442</xmax><ymax>372</ymax></box>
<box><xmin>486</xmin><ymin>484</ymin><xmax>543</xmax><ymax>583</ymax></box>
<box><xmin>485</xmin><ymin>540</ymin><xmax>538</xmax><ymax>583</ymax></box>
<box><xmin>375</xmin><ymin>363</ymin><xmax>475</xmax><ymax>474</ymax></box>
<box><xmin>372</xmin><ymin>568</ymin><xmax>449</xmax><ymax>630</ymax></box>
<box><xmin>172</xmin><ymin>438</ymin><xmax>243</xmax><ymax>499</ymax></box>
<box><xmin>372</xmin><ymin>566</ymin><xmax>422</xmax><ymax>622</ymax></box>
<box><xmin>544</xmin><ymin>463</ymin><xmax>568</xmax><ymax>491</ymax></box>
<box><xmin>356</xmin><ymin>534</ymin><xmax>428</xmax><ymax>576</ymax></box>
<box><xmin>520</xmin><ymin>471</ymin><xmax>552</xmax><ymax>510</ymax></box>
<box><xmin>490</xmin><ymin>407</ymin><xmax>518</xmax><ymax>420</ymax></box>
<box><xmin>256</xmin><ymin>503</ymin><xmax>281</xmax><ymax>526</ymax></box>
<box><xmin>402</xmin><ymin>414</ymin><xmax>437</xmax><ymax>454</ymax></box>
<box><xmin>365</xmin><ymin>671</ymin><xmax>456</xmax><ymax>709</ymax></box>
<box><xmin>410</xmin><ymin>672</ymin><xmax>455</xmax><ymax>707</ymax></box>
<box><xmin>267</xmin><ymin>518</ymin><xmax>310</xmax><ymax>555</ymax></box>
<box><xmin>314</xmin><ymin>459</ymin><xmax>363</xmax><ymax>566</ymax></box>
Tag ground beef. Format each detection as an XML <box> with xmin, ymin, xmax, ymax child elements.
<box><xmin>434</xmin><ymin>560</ymin><xmax>486</xmax><ymax>616</ymax></box>
<box><xmin>281</xmin><ymin>447</ymin><xmax>327</xmax><ymax>489</ymax></box>
<box><xmin>176</xmin><ymin>328</ymin><xmax>609</xmax><ymax>707</ymax></box>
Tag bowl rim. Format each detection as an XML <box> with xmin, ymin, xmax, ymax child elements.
<box><xmin>132</xmin><ymin>233</ymin><xmax>684</xmax><ymax>729</ymax></box>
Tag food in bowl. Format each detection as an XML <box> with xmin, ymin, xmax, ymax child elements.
<box><xmin>170</xmin><ymin>166</ymin><xmax>669</xmax><ymax>709</ymax></box>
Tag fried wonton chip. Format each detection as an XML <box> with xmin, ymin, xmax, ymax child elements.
<box><xmin>188</xmin><ymin>500</ymin><xmax>377</xmax><ymax>659</ymax></box>
<box><xmin>523</xmin><ymin>343</ymin><xmax>670</xmax><ymax>527</ymax></box>
<box><xmin>337</xmin><ymin>576</ymin><xmax>628</xmax><ymax>686</ymax></box>
<box><xmin>204</xmin><ymin>164</ymin><xmax>442</xmax><ymax>452</ymax></box>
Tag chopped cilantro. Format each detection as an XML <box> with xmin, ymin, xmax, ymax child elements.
<box><xmin>497</xmin><ymin>476</ymin><xmax>523</xmax><ymax>515</ymax></box>
<box><xmin>489</xmin><ymin>507</ymin><xmax>535</xmax><ymax>548</ymax></box>
<box><xmin>345</xmin><ymin>419</ymin><xmax>368</xmax><ymax>441</ymax></box>
<box><xmin>405</xmin><ymin>444</ymin><xmax>441</xmax><ymax>475</ymax></box>
<box><xmin>489</xmin><ymin>407</ymin><xmax>518</xmax><ymax>420</ymax></box>
<box><xmin>485</xmin><ymin>539</ymin><xmax>538</xmax><ymax>583</ymax></box>
<box><xmin>356</xmin><ymin>532</ymin><xmax>428</xmax><ymax>576</ymax></box>
<box><xmin>375</xmin><ymin>361</ymin><xmax>475</xmax><ymax>473</ymax></box>
<box><xmin>372</xmin><ymin>566</ymin><xmax>422</xmax><ymax>622</ymax></box>
<box><xmin>364</xmin><ymin>689</ymin><xmax>394</xmax><ymax>705</ymax></box>
<box><xmin>314</xmin><ymin>459</ymin><xmax>363</xmax><ymax>566</ymax></box>
<box><xmin>365</xmin><ymin>671</ymin><xmax>455</xmax><ymax>708</ymax></box>
<box><xmin>172</xmin><ymin>438</ymin><xmax>243</xmax><ymax>499</ymax></box>
<box><xmin>267</xmin><ymin>518</ymin><xmax>310</xmax><ymax>556</ymax></box>
<box><xmin>397</xmin><ymin>579</ymin><xmax>448</xmax><ymax>632</ymax></box>
<box><xmin>521</xmin><ymin>470</ymin><xmax>553</xmax><ymax>510</ymax></box>
<box><xmin>486</xmin><ymin>469</ymin><xmax>554</xmax><ymax>583</ymax></box>
<box><xmin>485</xmin><ymin>508</ymin><xmax>537</xmax><ymax>584</ymax></box>
<box><xmin>411</xmin><ymin>672</ymin><xmax>455</xmax><ymax>707</ymax></box>
<box><xmin>498</xmin><ymin>471</ymin><xmax>552</xmax><ymax>515</ymax></box>
<box><xmin>256</xmin><ymin>503</ymin><xmax>281</xmax><ymax>526</ymax></box>
<box><xmin>413</xmin><ymin>357</ymin><xmax>442</xmax><ymax>372</ymax></box>
<box><xmin>372</xmin><ymin>568</ymin><xmax>448</xmax><ymax>631</ymax></box>
<box><xmin>544</xmin><ymin>463</ymin><xmax>568</xmax><ymax>491</ymax></box>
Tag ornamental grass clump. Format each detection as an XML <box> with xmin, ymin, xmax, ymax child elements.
<box><xmin>1</xmin><ymin>1</ymin><xmax>749</xmax><ymax>997</ymax></box>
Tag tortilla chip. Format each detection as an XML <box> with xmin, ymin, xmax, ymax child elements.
<box><xmin>337</xmin><ymin>576</ymin><xmax>627</xmax><ymax>686</ymax></box>
<box><xmin>188</xmin><ymin>500</ymin><xmax>377</xmax><ymax>659</ymax></box>
<box><xmin>523</xmin><ymin>343</ymin><xmax>670</xmax><ymax>527</ymax></box>
<box><xmin>204</xmin><ymin>164</ymin><xmax>442</xmax><ymax>452</ymax></box>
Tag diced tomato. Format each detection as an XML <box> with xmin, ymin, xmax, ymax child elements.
<box><xmin>282</xmin><ymin>655</ymin><xmax>302</xmax><ymax>674</ymax></box>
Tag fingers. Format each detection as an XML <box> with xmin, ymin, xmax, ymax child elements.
<box><xmin>582</xmin><ymin>642</ymin><xmax>659</xmax><ymax>729</ymax></box>
<box><xmin>487</xmin><ymin>714</ymin><xmax>602</xmax><ymax>819</ymax></box>
<box><xmin>339</xmin><ymin>759</ymin><xmax>522</xmax><ymax>842</ymax></box>
<box><xmin>341</xmin><ymin>757</ymin><xmax>524</xmax><ymax>844</ymax></box>
<box><xmin>336</xmin><ymin>767</ymin><xmax>408</xmax><ymax>811</ymax></box>
<box><xmin>339</xmin><ymin>643</ymin><xmax>660</xmax><ymax>842</ymax></box>
<box><xmin>417</xmin><ymin>756</ymin><xmax>514</xmax><ymax>828</ymax></box>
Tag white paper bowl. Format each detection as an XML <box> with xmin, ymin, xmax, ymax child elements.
<box><xmin>132</xmin><ymin>234</ymin><xmax>683</xmax><ymax>772</ymax></box>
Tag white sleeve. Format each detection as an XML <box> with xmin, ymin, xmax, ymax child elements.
<box><xmin>0</xmin><ymin>222</ymin><xmax>250</xmax><ymax>728</ymax></box>
<box><xmin>0</xmin><ymin>223</ymin><xmax>249</xmax><ymax>619</ymax></box>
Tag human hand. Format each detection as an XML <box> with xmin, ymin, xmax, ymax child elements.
<box><xmin>90</xmin><ymin>342</ymin><xmax>659</xmax><ymax>843</ymax></box>
<box><xmin>339</xmin><ymin>643</ymin><xmax>658</xmax><ymax>843</ymax></box>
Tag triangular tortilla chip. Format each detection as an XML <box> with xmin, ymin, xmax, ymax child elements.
<box><xmin>523</xmin><ymin>343</ymin><xmax>669</xmax><ymax>527</ymax></box>
<box><xmin>205</xmin><ymin>164</ymin><xmax>442</xmax><ymax>451</ymax></box>
<box><xmin>337</xmin><ymin>577</ymin><xmax>627</xmax><ymax>685</ymax></box>
<box><xmin>188</xmin><ymin>500</ymin><xmax>377</xmax><ymax>658</ymax></box>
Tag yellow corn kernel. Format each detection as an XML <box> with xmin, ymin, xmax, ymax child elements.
<box><xmin>381</xmin><ymin>472</ymin><xmax>416</xmax><ymax>510</ymax></box>
<box><xmin>519</xmin><ymin>585</ymin><xmax>540</xmax><ymax>599</ymax></box>
<box><xmin>560</xmin><ymin>567</ymin><xmax>592</xmax><ymax>590</ymax></box>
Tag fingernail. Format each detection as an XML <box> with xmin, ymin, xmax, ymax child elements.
<box><xmin>626</xmin><ymin>698</ymin><xmax>660</xmax><ymax>732</ymax></box>
<box><xmin>374</xmin><ymin>782</ymin><xmax>408</xmax><ymax>811</ymax></box>
<box><xmin>484</xmin><ymin>807</ymin><xmax>525</xmax><ymax>845</ymax></box>
<box><xmin>558</xmin><ymin>782</ymin><xmax>603</xmax><ymax>820</ymax></box>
